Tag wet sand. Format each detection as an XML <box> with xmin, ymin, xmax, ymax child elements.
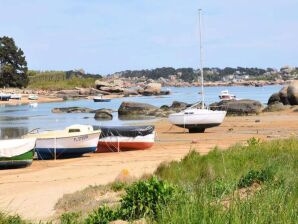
<box><xmin>0</xmin><ymin>110</ymin><xmax>297</xmax><ymax>221</ymax></box>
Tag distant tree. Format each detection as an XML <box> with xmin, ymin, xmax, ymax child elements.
<box><xmin>0</xmin><ymin>36</ymin><xmax>28</xmax><ymax>88</ymax></box>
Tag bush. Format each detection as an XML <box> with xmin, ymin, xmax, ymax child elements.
<box><xmin>246</xmin><ymin>137</ymin><xmax>261</xmax><ymax>147</ymax></box>
<box><xmin>0</xmin><ymin>212</ymin><xmax>27</xmax><ymax>224</ymax></box>
<box><xmin>60</xmin><ymin>212</ymin><xmax>81</xmax><ymax>224</ymax></box>
<box><xmin>110</xmin><ymin>182</ymin><xmax>126</xmax><ymax>192</ymax></box>
<box><xmin>120</xmin><ymin>176</ymin><xmax>176</xmax><ymax>220</ymax></box>
<box><xmin>238</xmin><ymin>169</ymin><xmax>273</xmax><ymax>188</ymax></box>
<box><xmin>84</xmin><ymin>205</ymin><xmax>119</xmax><ymax>224</ymax></box>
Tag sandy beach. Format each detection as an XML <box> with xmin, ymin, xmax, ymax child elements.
<box><xmin>0</xmin><ymin>95</ymin><xmax>63</xmax><ymax>106</ymax></box>
<box><xmin>0</xmin><ymin>109</ymin><xmax>297</xmax><ymax>221</ymax></box>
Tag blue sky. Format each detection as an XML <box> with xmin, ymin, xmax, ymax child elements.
<box><xmin>0</xmin><ymin>0</ymin><xmax>297</xmax><ymax>74</ymax></box>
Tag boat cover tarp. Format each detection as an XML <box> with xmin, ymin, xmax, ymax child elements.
<box><xmin>0</xmin><ymin>138</ymin><xmax>36</xmax><ymax>158</ymax></box>
<box><xmin>94</xmin><ymin>125</ymin><xmax>155</xmax><ymax>138</ymax></box>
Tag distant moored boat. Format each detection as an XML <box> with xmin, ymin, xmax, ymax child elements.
<box><xmin>93</xmin><ymin>95</ymin><xmax>111</xmax><ymax>102</ymax></box>
<box><xmin>219</xmin><ymin>90</ymin><xmax>236</xmax><ymax>101</ymax></box>
<box><xmin>28</xmin><ymin>95</ymin><xmax>38</xmax><ymax>100</ymax></box>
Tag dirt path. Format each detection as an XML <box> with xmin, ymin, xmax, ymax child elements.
<box><xmin>0</xmin><ymin>111</ymin><xmax>297</xmax><ymax>221</ymax></box>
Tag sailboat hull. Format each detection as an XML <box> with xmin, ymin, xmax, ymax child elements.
<box><xmin>168</xmin><ymin>109</ymin><xmax>226</xmax><ymax>133</ymax></box>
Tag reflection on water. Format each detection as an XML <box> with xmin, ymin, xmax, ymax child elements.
<box><xmin>118</xmin><ymin>115</ymin><xmax>156</xmax><ymax>121</ymax></box>
<box><xmin>0</xmin><ymin>109</ymin><xmax>27</xmax><ymax>113</ymax></box>
<box><xmin>0</xmin><ymin>127</ymin><xmax>28</xmax><ymax>139</ymax></box>
<box><xmin>0</xmin><ymin>116</ymin><xmax>29</xmax><ymax>121</ymax></box>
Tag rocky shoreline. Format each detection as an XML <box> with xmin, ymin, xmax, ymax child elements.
<box><xmin>0</xmin><ymin>80</ymin><xmax>296</xmax><ymax>111</ymax></box>
<box><xmin>49</xmin><ymin>80</ymin><xmax>298</xmax><ymax>121</ymax></box>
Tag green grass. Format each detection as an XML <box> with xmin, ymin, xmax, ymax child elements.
<box><xmin>27</xmin><ymin>70</ymin><xmax>99</xmax><ymax>90</ymax></box>
<box><xmin>154</xmin><ymin>138</ymin><xmax>298</xmax><ymax>224</ymax></box>
<box><xmin>28</xmin><ymin>76</ymin><xmax>96</xmax><ymax>90</ymax></box>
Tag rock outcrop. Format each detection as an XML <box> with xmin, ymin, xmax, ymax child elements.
<box><xmin>94</xmin><ymin>109</ymin><xmax>113</xmax><ymax>120</ymax></box>
<box><xmin>287</xmin><ymin>80</ymin><xmax>298</xmax><ymax>105</ymax></box>
<box><xmin>118</xmin><ymin>101</ymin><xmax>193</xmax><ymax>119</ymax></box>
<box><xmin>52</xmin><ymin>107</ymin><xmax>94</xmax><ymax>113</ymax></box>
<box><xmin>263</xmin><ymin>102</ymin><xmax>290</xmax><ymax>112</ymax></box>
<box><xmin>143</xmin><ymin>83</ymin><xmax>161</xmax><ymax>96</ymax></box>
<box><xmin>118</xmin><ymin>102</ymin><xmax>158</xmax><ymax>117</ymax></box>
<box><xmin>210</xmin><ymin>99</ymin><xmax>263</xmax><ymax>115</ymax></box>
<box><xmin>268</xmin><ymin>81</ymin><xmax>298</xmax><ymax>105</ymax></box>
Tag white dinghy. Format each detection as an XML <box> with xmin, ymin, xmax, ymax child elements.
<box><xmin>168</xmin><ymin>9</ymin><xmax>226</xmax><ymax>133</ymax></box>
<box><xmin>0</xmin><ymin>138</ymin><xmax>36</xmax><ymax>168</ymax></box>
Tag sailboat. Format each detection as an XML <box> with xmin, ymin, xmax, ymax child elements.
<box><xmin>168</xmin><ymin>9</ymin><xmax>226</xmax><ymax>133</ymax></box>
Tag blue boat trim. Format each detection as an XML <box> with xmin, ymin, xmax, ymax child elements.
<box><xmin>35</xmin><ymin>147</ymin><xmax>96</xmax><ymax>159</ymax></box>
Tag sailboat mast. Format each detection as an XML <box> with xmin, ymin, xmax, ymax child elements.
<box><xmin>198</xmin><ymin>9</ymin><xmax>205</xmax><ymax>109</ymax></box>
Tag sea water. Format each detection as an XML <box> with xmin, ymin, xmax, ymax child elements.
<box><xmin>0</xmin><ymin>85</ymin><xmax>282</xmax><ymax>138</ymax></box>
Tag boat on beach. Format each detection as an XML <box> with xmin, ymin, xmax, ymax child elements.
<box><xmin>93</xmin><ymin>95</ymin><xmax>111</xmax><ymax>102</ymax></box>
<box><xmin>168</xmin><ymin>10</ymin><xmax>226</xmax><ymax>133</ymax></box>
<box><xmin>95</xmin><ymin>125</ymin><xmax>155</xmax><ymax>152</ymax></box>
<box><xmin>10</xmin><ymin>94</ymin><xmax>22</xmax><ymax>100</ymax></box>
<box><xmin>25</xmin><ymin>125</ymin><xmax>101</xmax><ymax>159</ymax></box>
<box><xmin>0</xmin><ymin>138</ymin><xmax>36</xmax><ymax>168</ymax></box>
<box><xmin>28</xmin><ymin>94</ymin><xmax>38</xmax><ymax>100</ymax></box>
<box><xmin>219</xmin><ymin>90</ymin><xmax>236</xmax><ymax>101</ymax></box>
<box><xmin>0</xmin><ymin>93</ymin><xmax>11</xmax><ymax>101</ymax></box>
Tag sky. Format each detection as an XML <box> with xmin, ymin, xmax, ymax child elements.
<box><xmin>0</xmin><ymin>0</ymin><xmax>297</xmax><ymax>74</ymax></box>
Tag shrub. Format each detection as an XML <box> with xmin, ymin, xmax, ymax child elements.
<box><xmin>119</xmin><ymin>176</ymin><xmax>176</xmax><ymax>220</ymax></box>
<box><xmin>246</xmin><ymin>137</ymin><xmax>261</xmax><ymax>147</ymax></box>
<box><xmin>110</xmin><ymin>182</ymin><xmax>126</xmax><ymax>192</ymax></box>
<box><xmin>60</xmin><ymin>212</ymin><xmax>81</xmax><ymax>224</ymax></box>
<box><xmin>0</xmin><ymin>212</ymin><xmax>27</xmax><ymax>224</ymax></box>
<box><xmin>238</xmin><ymin>169</ymin><xmax>273</xmax><ymax>188</ymax></box>
<box><xmin>84</xmin><ymin>205</ymin><xmax>119</xmax><ymax>224</ymax></box>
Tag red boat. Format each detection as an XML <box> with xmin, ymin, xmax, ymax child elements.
<box><xmin>95</xmin><ymin>125</ymin><xmax>155</xmax><ymax>152</ymax></box>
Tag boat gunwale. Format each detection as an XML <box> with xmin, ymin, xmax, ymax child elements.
<box><xmin>25</xmin><ymin>130</ymin><xmax>101</xmax><ymax>140</ymax></box>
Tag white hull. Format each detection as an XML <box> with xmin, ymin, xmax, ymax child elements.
<box><xmin>168</xmin><ymin>109</ymin><xmax>226</xmax><ymax>132</ymax></box>
<box><xmin>35</xmin><ymin>132</ymin><xmax>100</xmax><ymax>149</ymax></box>
<box><xmin>10</xmin><ymin>94</ymin><xmax>21</xmax><ymax>100</ymax></box>
<box><xmin>26</xmin><ymin>125</ymin><xmax>101</xmax><ymax>159</ymax></box>
<box><xmin>28</xmin><ymin>95</ymin><xmax>38</xmax><ymax>100</ymax></box>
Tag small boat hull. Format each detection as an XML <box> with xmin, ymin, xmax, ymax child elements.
<box><xmin>97</xmin><ymin>134</ymin><xmax>155</xmax><ymax>152</ymax></box>
<box><xmin>0</xmin><ymin>138</ymin><xmax>36</xmax><ymax>169</ymax></box>
<box><xmin>93</xmin><ymin>99</ymin><xmax>111</xmax><ymax>102</ymax></box>
<box><xmin>28</xmin><ymin>95</ymin><xmax>38</xmax><ymax>100</ymax></box>
<box><xmin>10</xmin><ymin>94</ymin><xmax>21</xmax><ymax>100</ymax></box>
<box><xmin>36</xmin><ymin>146</ymin><xmax>97</xmax><ymax>159</ymax></box>
<box><xmin>34</xmin><ymin>132</ymin><xmax>100</xmax><ymax>159</ymax></box>
<box><xmin>0</xmin><ymin>95</ymin><xmax>10</xmax><ymax>101</ymax></box>
<box><xmin>0</xmin><ymin>150</ymin><xmax>34</xmax><ymax>168</ymax></box>
<box><xmin>168</xmin><ymin>109</ymin><xmax>226</xmax><ymax>133</ymax></box>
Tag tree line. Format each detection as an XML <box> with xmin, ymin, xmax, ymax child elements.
<box><xmin>115</xmin><ymin>67</ymin><xmax>279</xmax><ymax>82</ymax></box>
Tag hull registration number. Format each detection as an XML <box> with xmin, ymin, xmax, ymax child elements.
<box><xmin>74</xmin><ymin>135</ymin><xmax>88</xmax><ymax>142</ymax></box>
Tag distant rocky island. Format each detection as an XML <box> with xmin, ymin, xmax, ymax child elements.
<box><xmin>105</xmin><ymin>65</ymin><xmax>297</xmax><ymax>87</ymax></box>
